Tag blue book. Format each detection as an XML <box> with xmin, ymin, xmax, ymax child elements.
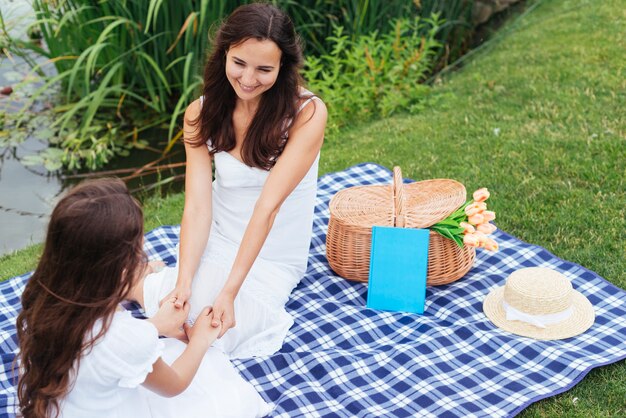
<box><xmin>366</xmin><ymin>226</ymin><xmax>430</xmax><ymax>314</ymax></box>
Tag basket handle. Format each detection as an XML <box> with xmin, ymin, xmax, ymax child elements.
<box><xmin>392</xmin><ymin>166</ymin><xmax>406</xmax><ymax>227</ymax></box>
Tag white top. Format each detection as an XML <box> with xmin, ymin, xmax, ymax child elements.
<box><xmin>211</xmin><ymin>150</ymin><xmax>319</xmax><ymax>274</ymax></box>
<box><xmin>59</xmin><ymin>311</ymin><xmax>271</xmax><ymax>417</ymax></box>
<box><xmin>60</xmin><ymin>311</ymin><xmax>162</xmax><ymax>418</ymax></box>
<box><xmin>142</xmin><ymin>93</ymin><xmax>322</xmax><ymax>359</ymax></box>
<box><xmin>206</xmin><ymin>93</ymin><xmax>321</xmax><ymax>275</ymax></box>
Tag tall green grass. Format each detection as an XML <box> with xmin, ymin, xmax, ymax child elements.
<box><xmin>5</xmin><ymin>0</ymin><xmax>241</xmax><ymax>169</ymax></box>
<box><xmin>1</xmin><ymin>0</ymin><xmax>476</xmax><ymax>170</ymax></box>
<box><xmin>273</xmin><ymin>0</ymin><xmax>418</xmax><ymax>55</ymax></box>
<box><xmin>275</xmin><ymin>0</ymin><xmax>473</xmax><ymax>64</ymax></box>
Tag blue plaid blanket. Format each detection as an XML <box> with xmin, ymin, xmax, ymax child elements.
<box><xmin>1</xmin><ymin>163</ymin><xmax>625</xmax><ymax>417</ymax></box>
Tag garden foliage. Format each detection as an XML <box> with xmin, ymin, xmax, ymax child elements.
<box><xmin>303</xmin><ymin>17</ymin><xmax>442</xmax><ymax>135</ymax></box>
<box><xmin>0</xmin><ymin>0</ymin><xmax>474</xmax><ymax>169</ymax></box>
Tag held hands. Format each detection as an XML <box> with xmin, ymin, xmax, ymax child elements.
<box><xmin>149</xmin><ymin>297</ymin><xmax>190</xmax><ymax>340</ymax></box>
<box><xmin>184</xmin><ymin>307</ymin><xmax>221</xmax><ymax>349</ymax></box>
<box><xmin>161</xmin><ymin>283</ymin><xmax>192</xmax><ymax>309</ymax></box>
<box><xmin>210</xmin><ymin>291</ymin><xmax>236</xmax><ymax>338</ymax></box>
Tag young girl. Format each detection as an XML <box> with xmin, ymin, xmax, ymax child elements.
<box><xmin>143</xmin><ymin>2</ymin><xmax>327</xmax><ymax>359</ymax></box>
<box><xmin>16</xmin><ymin>178</ymin><xmax>270</xmax><ymax>418</ymax></box>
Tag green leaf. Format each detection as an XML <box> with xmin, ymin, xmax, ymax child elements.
<box><xmin>168</xmin><ymin>79</ymin><xmax>201</xmax><ymax>141</ymax></box>
<box><xmin>451</xmin><ymin>234</ymin><xmax>464</xmax><ymax>247</ymax></box>
<box><xmin>44</xmin><ymin>159</ymin><xmax>63</xmax><ymax>171</ymax></box>
<box><xmin>138</xmin><ymin>51</ymin><xmax>171</xmax><ymax>94</ymax></box>
<box><xmin>35</xmin><ymin>128</ymin><xmax>55</xmax><ymax>141</ymax></box>
<box><xmin>20</xmin><ymin>154</ymin><xmax>44</xmax><ymax>166</ymax></box>
<box><xmin>434</xmin><ymin>219</ymin><xmax>460</xmax><ymax>228</ymax></box>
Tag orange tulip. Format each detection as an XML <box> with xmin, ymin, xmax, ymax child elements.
<box><xmin>473</xmin><ymin>231</ymin><xmax>488</xmax><ymax>245</ymax></box>
<box><xmin>463</xmin><ymin>233</ymin><xmax>481</xmax><ymax>247</ymax></box>
<box><xmin>459</xmin><ymin>222</ymin><xmax>476</xmax><ymax>234</ymax></box>
<box><xmin>468</xmin><ymin>213</ymin><xmax>485</xmax><ymax>226</ymax></box>
<box><xmin>483</xmin><ymin>211</ymin><xmax>496</xmax><ymax>221</ymax></box>
<box><xmin>464</xmin><ymin>202</ymin><xmax>487</xmax><ymax>217</ymax></box>
<box><xmin>474</xmin><ymin>202</ymin><xmax>487</xmax><ymax>212</ymax></box>
<box><xmin>483</xmin><ymin>237</ymin><xmax>499</xmax><ymax>251</ymax></box>
<box><xmin>473</xmin><ymin>188</ymin><xmax>490</xmax><ymax>202</ymax></box>
<box><xmin>477</xmin><ymin>223</ymin><xmax>497</xmax><ymax>235</ymax></box>
<box><xmin>465</xmin><ymin>205</ymin><xmax>480</xmax><ymax>217</ymax></box>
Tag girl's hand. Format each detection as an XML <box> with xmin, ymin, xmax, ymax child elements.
<box><xmin>149</xmin><ymin>297</ymin><xmax>190</xmax><ymax>340</ymax></box>
<box><xmin>161</xmin><ymin>283</ymin><xmax>192</xmax><ymax>309</ymax></box>
<box><xmin>184</xmin><ymin>307</ymin><xmax>221</xmax><ymax>349</ymax></box>
<box><xmin>211</xmin><ymin>291</ymin><xmax>236</xmax><ymax>338</ymax></box>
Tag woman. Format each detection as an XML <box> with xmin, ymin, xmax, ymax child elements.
<box><xmin>143</xmin><ymin>3</ymin><xmax>327</xmax><ymax>358</ymax></box>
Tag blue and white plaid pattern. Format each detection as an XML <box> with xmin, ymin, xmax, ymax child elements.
<box><xmin>1</xmin><ymin>163</ymin><xmax>625</xmax><ymax>417</ymax></box>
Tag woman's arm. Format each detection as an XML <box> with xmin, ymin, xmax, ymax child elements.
<box><xmin>211</xmin><ymin>98</ymin><xmax>327</xmax><ymax>336</ymax></box>
<box><xmin>143</xmin><ymin>307</ymin><xmax>220</xmax><ymax>397</ymax></box>
<box><xmin>167</xmin><ymin>99</ymin><xmax>214</xmax><ymax>308</ymax></box>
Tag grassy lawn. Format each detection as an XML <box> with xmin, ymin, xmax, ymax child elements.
<box><xmin>1</xmin><ymin>0</ymin><xmax>624</xmax><ymax>415</ymax></box>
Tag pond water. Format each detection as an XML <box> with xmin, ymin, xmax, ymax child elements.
<box><xmin>0</xmin><ymin>0</ymin><xmax>185</xmax><ymax>256</ymax></box>
<box><xmin>1</xmin><ymin>0</ymin><xmax>54</xmax><ymax>254</ymax></box>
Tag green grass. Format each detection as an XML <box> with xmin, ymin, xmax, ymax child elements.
<box><xmin>1</xmin><ymin>0</ymin><xmax>624</xmax><ymax>415</ymax></box>
<box><xmin>0</xmin><ymin>191</ymin><xmax>186</xmax><ymax>280</ymax></box>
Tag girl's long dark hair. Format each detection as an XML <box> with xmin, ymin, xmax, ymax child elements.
<box><xmin>191</xmin><ymin>3</ymin><xmax>309</xmax><ymax>170</ymax></box>
<box><xmin>16</xmin><ymin>178</ymin><xmax>146</xmax><ymax>418</ymax></box>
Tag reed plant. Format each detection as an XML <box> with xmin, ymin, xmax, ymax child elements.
<box><xmin>4</xmin><ymin>0</ymin><xmax>241</xmax><ymax>169</ymax></box>
<box><xmin>273</xmin><ymin>0</ymin><xmax>418</xmax><ymax>56</ymax></box>
<box><xmin>2</xmin><ymin>0</ymin><xmax>474</xmax><ymax>170</ymax></box>
<box><xmin>276</xmin><ymin>0</ymin><xmax>474</xmax><ymax>65</ymax></box>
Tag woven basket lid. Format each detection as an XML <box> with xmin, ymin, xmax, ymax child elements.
<box><xmin>329</xmin><ymin>167</ymin><xmax>466</xmax><ymax>229</ymax></box>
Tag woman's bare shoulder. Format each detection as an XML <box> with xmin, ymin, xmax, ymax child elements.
<box><xmin>291</xmin><ymin>90</ymin><xmax>327</xmax><ymax>133</ymax></box>
<box><xmin>297</xmin><ymin>86</ymin><xmax>322</xmax><ymax>103</ymax></box>
<box><xmin>184</xmin><ymin>98</ymin><xmax>203</xmax><ymax>123</ymax></box>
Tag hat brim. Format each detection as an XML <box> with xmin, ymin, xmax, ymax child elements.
<box><xmin>483</xmin><ymin>286</ymin><xmax>595</xmax><ymax>340</ymax></box>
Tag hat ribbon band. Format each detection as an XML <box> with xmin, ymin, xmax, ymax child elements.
<box><xmin>502</xmin><ymin>301</ymin><xmax>574</xmax><ymax>329</ymax></box>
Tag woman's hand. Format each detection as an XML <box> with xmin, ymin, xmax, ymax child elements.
<box><xmin>161</xmin><ymin>283</ymin><xmax>192</xmax><ymax>309</ymax></box>
<box><xmin>184</xmin><ymin>307</ymin><xmax>221</xmax><ymax>349</ymax></box>
<box><xmin>148</xmin><ymin>297</ymin><xmax>190</xmax><ymax>340</ymax></box>
<box><xmin>210</xmin><ymin>291</ymin><xmax>236</xmax><ymax>338</ymax></box>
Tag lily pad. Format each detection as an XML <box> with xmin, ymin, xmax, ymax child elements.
<box><xmin>1</xmin><ymin>71</ymin><xmax>23</xmax><ymax>83</ymax></box>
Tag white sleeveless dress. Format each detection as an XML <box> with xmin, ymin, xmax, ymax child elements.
<box><xmin>144</xmin><ymin>95</ymin><xmax>320</xmax><ymax>359</ymax></box>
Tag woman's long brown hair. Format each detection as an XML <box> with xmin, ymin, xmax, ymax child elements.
<box><xmin>16</xmin><ymin>178</ymin><xmax>146</xmax><ymax>418</ymax></box>
<box><xmin>191</xmin><ymin>3</ymin><xmax>311</xmax><ymax>170</ymax></box>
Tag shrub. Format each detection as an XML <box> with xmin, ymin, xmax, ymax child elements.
<box><xmin>303</xmin><ymin>16</ymin><xmax>442</xmax><ymax>136</ymax></box>
<box><xmin>1</xmin><ymin>1</ymin><xmax>466</xmax><ymax>169</ymax></box>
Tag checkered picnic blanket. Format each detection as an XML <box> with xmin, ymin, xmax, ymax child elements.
<box><xmin>1</xmin><ymin>163</ymin><xmax>625</xmax><ymax>417</ymax></box>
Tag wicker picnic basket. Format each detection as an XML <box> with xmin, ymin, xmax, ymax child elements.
<box><xmin>326</xmin><ymin>167</ymin><xmax>476</xmax><ymax>286</ymax></box>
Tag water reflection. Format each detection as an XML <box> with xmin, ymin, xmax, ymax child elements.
<box><xmin>0</xmin><ymin>136</ymin><xmax>59</xmax><ymax>254</ymax></box>
<box><xmin>1</xmin><ymin>0</ymin><xmax>58</xmax><ymax>254</ymax></box>
<box><xmin>0</xmin><ymin>1</ymin><xmax>186</xmax><ymax>256</ymax></box>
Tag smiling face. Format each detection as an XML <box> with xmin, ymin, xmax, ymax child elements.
<box><xmin>225</xmin><ymin>38</ymin><xmax>282</xmax><ymax>104</ymax></box>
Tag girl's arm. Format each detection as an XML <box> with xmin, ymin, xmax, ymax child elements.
<box><xmin>142</xmin><ymin>307</ymin><xmax>219</xmax><ymax>397</ymax></box>
<box><xmin>167</xmin><ymin>99</ymin><xmax>214</xmax><ymax>308</ymax></box>
<box><xmin>211</xmin><ymin>98</ymin><xmax>327</xmax><ymax>337</ymax></box>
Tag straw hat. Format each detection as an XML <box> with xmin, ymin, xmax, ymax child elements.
<box><xmin>483</xmin><ymin>267</ymin><xmax>595</xmax><ymax>340</ymax></box>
